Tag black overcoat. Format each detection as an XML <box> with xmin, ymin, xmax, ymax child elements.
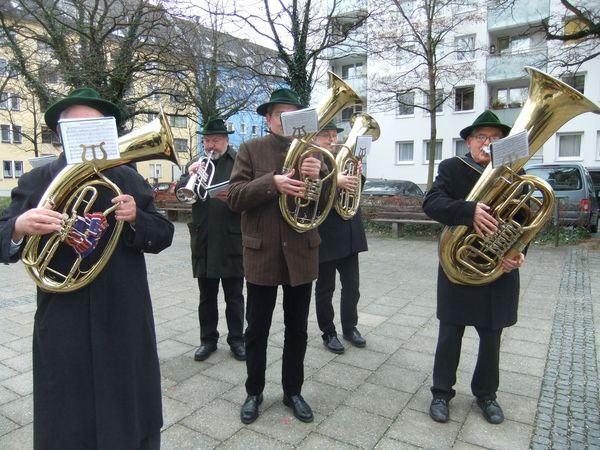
<box><xmin>176</xmin><ymin>147</ymin><xmax>243</xmax><ymax>279</ymax></box>
<box><xmin>318</xmin><ymin>208</ymin><xmax>368</xmax><ymax>263</ymax></box>
<box><xmin>422</xmin><ymin>154</ymin><xmax>520</xmax><ymax>330</ymax></box>
<box><xmin>0</xmin><ymin>155</ymin><xmax>173</xmax><ymax>450</ymax></box>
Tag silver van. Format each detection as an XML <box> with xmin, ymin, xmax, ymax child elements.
<box><xmin>525</xmin><ymin>163</ymin><xmax>599</xmax><ymax>232</ymax></box>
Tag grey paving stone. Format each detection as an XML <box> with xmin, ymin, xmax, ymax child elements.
<box><xmin>317</xmin><ymin>405</ymin><xmax>392</xmax><ymax>449</ymax></box>
<box><xmin>344</xmin><ymin>382</ymin><xmax>411</xmax><ymax>419</ymax></box>
<box><xmin>0</xmin><ymin>394</ymin><xmax>32</xmax><ymax>426</ymax></box>
<box><xmin>181</xmin><ymin>398</ymin><xmax>244</xmax><ymax>441</ymax></box>
<box><xmin>160</xmin><ymin>423</ymin><xmax>219</xmax><ymax>449</ymax></box>
<box><xmin>386</xmin><ymin>408</ymin><xmax>461</xmax><ymax>449</ymax></box>
<box><xmin>298</xmin><ymin>432</ymin><xmax>359</xmax><ymax>449</ymax></box>
<box><xmin>460</xmin><ymin>413</ymin><xmax>533</xmax><ymax>449</ymax></box>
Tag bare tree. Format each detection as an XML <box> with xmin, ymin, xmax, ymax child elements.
<box><xmin>491</xmin><ymin>0</ymin><xmax>600</xmax><ymax>69</ymax></box>
<box><xmin>221</xmin><ymin>0</ymin><xmax>369</xmax><ymax>105</ymax></box>
<box><xmin>369</xmin><ymin>0</ymin><xmax>484</xmax><ymax>189</ymax></box>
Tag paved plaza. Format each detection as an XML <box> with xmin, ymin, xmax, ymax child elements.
<box><xmin>0</xmin><ymin>222</ymin><xmax>599</xmax><ymax>449</ymax></box>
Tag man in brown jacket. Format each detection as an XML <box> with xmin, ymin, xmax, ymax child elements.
<box><xmin>228</xmin><ymin>88</ymin><xmax>321</xmax><ymax>425</ymax></box>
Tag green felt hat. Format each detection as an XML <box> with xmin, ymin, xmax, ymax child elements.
<box><xmin>44</xmin><ymin>87</ymin><xmax>121</xmax><ymax>133</ymax></box>
<box><xmin>459</xmin><ymin>110</ymin><xmax>511</xmax><ymax>140</ymax></box>
<box><xmin>256</xmin><ymin>88</ymin><xmax>305</xmax><ymax>116</ymax></box>
<box><xmin>321</xmin><ymin>121</ymin><xmax>344</xmax><ymax>133</ymax></box>
<box><xmin>200</xmin><ymin>118</ymin><xmax>234</xmax><ymax>135</ymax></box>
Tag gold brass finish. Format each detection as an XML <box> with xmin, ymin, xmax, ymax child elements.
<box><xmin>334</xmin><ymin>112</ymin><xmax>380</xmax><ymax>220</ymax></box>
<box><xmin>279</xmin><ymin>72</ymin><xmax>361</xmax><ymax>232</ymax></box>
<box><xmin>21</xmin><ymin>108</ymin><xmax>179</xmax><ymax>293</ymax></box>
<box><xmin>439</xmin><ymin>67</ymin><xmax>600</xmax><ymax>285</ymax></box>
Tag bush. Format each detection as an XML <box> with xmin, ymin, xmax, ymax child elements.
<box><xmin>533</xmin><ymin>223</ymin><xmax>590</xmax><ymax>246</ymax></box>
<box><xmin>0</xmin><ymin>197</ymin><xmax>10</xmax><ymax>216</ymax></box>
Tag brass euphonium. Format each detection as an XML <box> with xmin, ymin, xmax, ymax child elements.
<box><xmin>439</xmin><ymin>66</ymin><xmax>600</xmax><ymax>285</ymax></box>
<box><xmin>334</xmin><ymin>112</ymin><xmax>380</xmax><ymax>220</ymax></box>
<box><xmin>21</xmin><ymin>108</ymin><xmax>179</xmax><ymax>293</ymax></box>
<box><xmin>279</xmin><ymin>72</ymin><xmax>361</xmax><ymax>232</ymax></box>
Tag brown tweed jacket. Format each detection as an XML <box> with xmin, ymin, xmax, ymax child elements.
<box><xmin>227</xmin><ymin>133</ymin><xmax>321</xmax><ymax>287</ymax></box>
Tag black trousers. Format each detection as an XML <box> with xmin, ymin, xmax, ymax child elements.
<box><xmin>198</xmin><ymin>277</ymin><xmax>244</xmax><ymax>347</ymax></box>
<box><xmin>244</xmin><ymin>281</ymin><xmax>312</xmax><ymax>397</ymax></box>
<box><xmin>314</xmin><ymin>253</ymin><xmax>360</xmax><ymax>338</ymax></box>
<box><xmin>431</xmin><ymin>322</ymin><xmax>503</xmax><ymax>402</ymax></box>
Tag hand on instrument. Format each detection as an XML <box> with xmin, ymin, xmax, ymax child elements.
<box><xmin>300</xmin><ymin>156</ymin><xmax>321</xmax><ymax>180</ymax></box>
<box><xmin>13</xmin><ymin>206</ymin><xmax>65</xmax><ymax>241</ymax></box>
<box><xmin>112</xmin><ymin>194</ymin><xmax>137</xmax><ymax>224</ymax></box>
<box><xmin>337</xmin><ymin>172</ymin><xmax>359</xmax><ymax>191</ymax></box>
<box><xmin>473</xmin><ymin>202</ymin><xmax>498</xmax><ymax>237</ymax></box>
<box><xmin>188</xmin><ymin>161</ymin><xmax>203</xmax><ymax>175</ymax></box>
<box><xmin>502</xmin><ymin>252</ymin><xmax>525</xmax><ymax>273</ymax></box>
<box><xmin>274</xmin><ymin>169</ymin><xmax>306</xmax><ymax>198</ymax></box>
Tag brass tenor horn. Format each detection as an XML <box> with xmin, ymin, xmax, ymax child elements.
<box><xmin>21</xmin><ymin>108</ymin><xmax>179</xmax><ymax>293</ymax></box>
<box><xmin>334</xmin><ymin>112</ymin><xmax>380</xmax><ymax>220</ymax></box>
<box><xmin>176</xmin><ymin>150</ymin><xmax>216</xmax><ymax>204</ymax></box>
<box><xmin>279</xmin><ymin>72</ymin><xmax>361</xmax><ymax>232</ymax></box>
<box><xmin>439</xmin><ymin>66</ymin><xmax>600</xmax><ymax>285</ymax></box>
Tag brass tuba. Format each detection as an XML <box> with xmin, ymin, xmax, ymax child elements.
<box><xmin>334</xmin><ymin>112</ymin><xmax>380</xmax><ymax>220</ymax></box>
<box><xmin>21</xmin><ymin>108</ymin><xmax>179</xmax><ymax>293</ymax></box>
<box><xmin>279</xmin><ymin>72</ymin><xmax>361</xmax><ymax>232</ymax></box>
<box><xmin>439</xmin><ymin>66</ymin><xmax>600</xmax><ymax>285</ymax></box>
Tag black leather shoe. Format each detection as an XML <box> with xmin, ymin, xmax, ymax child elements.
<box><xmin>477</xmin><ymin>399</ymin><xmax>504</xmax><ymax>424</ymax></box>
<box><xmin>323</xmin><ymin>334</ymin><xmax>345</xmax><ymax>354</ymax></box>
<box><xmin>343</xmin><ymin>328</ymin><xmax>366</xmax><ymax>348</ymax></box>
<box><xmin>240</xmin><ymin>394</ymin><xmax>263</xmax><ymax>424</ymax></box>
<box><xmin>429</xmin><ymin>398</ymin><xmax>449</xmax><ymax>423</ymax></box>
<box><xmin>194</xmin><ymin>344</ymin><xmax>216</xmax><ymax>361</ymax></box>
<box><xmin>230</xmin><ymin>343</ymin><xmax>246</xmax><ymax>361</ymax></box>
<box><xmin>283</xmin><ymin>394</ymin><xmax>313</xmax><ymax>423</ymax></box>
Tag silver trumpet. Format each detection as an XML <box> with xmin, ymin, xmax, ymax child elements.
<box><xmin>176</xmin><ymin>150</ymin><xmax>215</xmax><ymax>203</ymax></box>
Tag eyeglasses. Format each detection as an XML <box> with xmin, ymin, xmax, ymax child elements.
<box><xmin>472</xmin><ymin>134</ymin><xmax>502</xmax><ymax>143</ymax></box>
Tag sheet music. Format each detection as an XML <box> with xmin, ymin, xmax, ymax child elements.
<box><xmin>490</xmin><ymin>130</ymin><xmax>529</xmax><ymax>168</ymax></box>
<box><xmin>355</xmin><ymin>136</ymin><xmax>373</xmax><ymax>158</ymax></box>
<box><xmin>280</xmin><ymin>108</ymin><xmax>318</xmax><ymax>138</ymax></box>
<box><xmin>207</xmin><ymin>180</ymin><xmax>229</xmax><ymax>196</ymax></box>
<box><xmin>58</xmin><ymin>117</ymin><xmax>119</xmax><ymax>165</ymax></box>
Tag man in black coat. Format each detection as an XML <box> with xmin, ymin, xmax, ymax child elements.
<box><xmin>176</xmin><ymin>118</ymin><xmax>245</xmax><ymax>362</ymax></box>
<box><xmin>0</xmin><ymin>88</ymin><xmax>173</xmax><ymax>449</ymax></box>
<box><xmin>423</xmin><ymin>110</ymin><xmax>525</xmax><ymax>425</ymax></box>
<box><xmin>313</xmin><ymin>122</ymin><xmax>368</xmax><ymax>354</ymax></box>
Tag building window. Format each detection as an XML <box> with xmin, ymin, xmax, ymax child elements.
<box><xmin>3</xmin><ymin>160</ymin><xmax>13</xmax><ymax>178</ymax></box>
<box><xmin>425</xmin><ymin>90</ymin><xmax>443</xmax><ymax>113</ymax></box>
<box><xmin>149</xmin><ymin>163</ymin><xmax>163</xmax><ymax>180</ymax></box>
<box><xmin>251</xmin><ymin>125</ymin><xmax>258</xmax><ymax>135</ymax></box>
<box><xmin>341</xmin><ymin>101</ymin><xmax>363</xmax><ymax>121</ymax></box>
<box><xmin>455</xmin><ymin>35</ymin><xmax>476</xmax><ymax>61</ymax></box>
<box><xmin>169</xmin><ymin>115</ymin><xmax>187</xmax><ymax>128</ymax></box>
<box><xmin>14</xmin><ymin>160</ymin><xmax>23</xmax><ymax>177</ymax></box>
<box><xmin>396</xmin><ymin>92</ymin><xmax>415</xmax><ymax>116</ymax></box>
<box><xmin>174</xmin><ymin>138</ymin><xmax>187</xmax><ymax>153</ymax></box>
<box><xmin>240</xmin><ymin>123</ymin><xmax>246</xmax><ymax>134</ymax></box>
<box><xmin>496</xmin><ymin>35</ymin><xmax>531</xmax><ymax>55</ymax></box>
<box><xmin>0</xmin><ymin>59</ymin><xmax>18</xmax><ymax>78</ymax></box>
<box><xmin>39</xmin><ymin>67</ymin><xmax>60</xmax><ymax>84</ymax></box>
<box><xmin>495</xmin><ymin>86</ymin><xmax>528</xmax><ymax>108</ymax></box>
<box><xmin>41</xmin><ymin>126</ymin><xmax>61</xmax><ymax>145</ymax></box>
<box><xmin>561</xmin><ymin>73</ymin><xmax>585</xmax><ymax>94</ymax></box>
<box><xmin>147</xmin><ymin>85</ymin><xmax>160</xmax><ymax>101</ymax></box>
<box><xmin>341</xmin><ymin>63</ymin><xmax>363</xmax><ymax>80</ymax></box>
<box><xmin>396</xmin><ymin>141</ymin><xmax>414</xmax><ymax>162</ymax></box>
<box><xmin>557</xmin><ymin>133</ymin><xmax>581</xmax><ymax>159</ymax></box>
<box><xmin>0</xmin><ymin>92</ymin><xmax>20</xmax><ymax>111</ymax></box>
<box><xmin>12</xmin><ymin>125</ymin><xmax>21</xmax><ymax>144</ymax></box>
<box><xmin>454</xmin><ymin>139</ymin><xmax>467</xmax><ymax>156</ymax></box>
<box><xmin>1</xmin><ymin>125</ymin><xmax>10</xmax><ymax>143</ymax></box>
<box><xmin>227</xmin><ymin>121</ymin><xmax>234</xmax><ymax>132</ymax></box>
<box><xmin>454</xmin><ymin>86</ymin><xmax>474</xmax><ymax>111</ymax></box>
<box><xmin>423</xmin><ymin>140</ymin><xmax>443</xmax><ymax>163</ymax></box>
<box><xmin>147</xmin><ymin>113</ymin><xmax>157</xmax><ymax>123</ymax></box>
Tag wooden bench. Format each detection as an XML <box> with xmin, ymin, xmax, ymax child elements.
<box><xmin>371</xmin><ymin>216</ymin><xmax>439</xmax><ymax>237</ymax></box>
<box><xmin>362</xmin><ymin>201</ymin><xmax>439</xmax><ymax>237</ymax></box>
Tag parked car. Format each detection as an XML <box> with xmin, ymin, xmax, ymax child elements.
<box><xmin>360</xmin><ymin>178</ymin><xmax>425</xmax><ymax>220</ymax></box>
<box><xmin>586</xmin><ymin>166</ymin><xmax>600</xmax><ymax>201</ymax></box>
<box><xmin>152</xmin><ymin>181</ymin><xmax>179</xmax><ymax>209</ymax></box>
<box><xmin>525</xmin><ymin>163</ymin><xmax>599</xmax><ymax>232</ymax></box>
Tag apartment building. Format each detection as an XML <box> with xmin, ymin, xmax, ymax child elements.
<box><xmin>326</xmin><ymin>0</ymin><xmax>600</xmax><ymax>188</ymax></box>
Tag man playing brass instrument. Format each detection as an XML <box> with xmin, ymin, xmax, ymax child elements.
<box><xmin>313</xmin><ymin>121</ymin><xmax>368</xmax><ymax>354</ymax></box>
<box><xmin>423</xmin><ymin>110</ymin><xmax>525</xmax><ymax>425</ymax></box>
<box><xmin>0</xmin><ymin>88</ymin><xmax>173</xmax><ymax>449</ymax></box>
<box><xmin>176</xmin><ymin>117</ymin><xmax>245</xmax><ymax>363</ymax></box>
<box><xmin>228</xmin><ymin>88</ymin><xmax>321</xmax><ymax>425</ymax></box>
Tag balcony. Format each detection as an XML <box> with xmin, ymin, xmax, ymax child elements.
<box><xmin>487</xmin><ymin>0</ymin><xmax>550</xmax><ymax>31</ymax></box>
<box><xmin>340</xmin><ymin>75</ymin><xmax>367</xmax><ymax>98</ymax></box>
<box><xmin>488</xmin><ymin>104</ymin><xmax>522</xmax><ymax>126</ymax></box>
<box><xmin>486</xmin><ymin>48</ymin><xmax>547</xmax><ymax>82</ymax></box>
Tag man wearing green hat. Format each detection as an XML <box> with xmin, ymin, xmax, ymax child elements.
<box><xmin>423</xmin><ymin>110</ymin><xmax>525</xmax><ymax>425</ymax></box>
<box><xmin>313</xmin><ymin>122</ymin><xmax>368</xmax><ymax>354</ymax></box>
<box><xmin>176</xmin><ymin>118</ymin><xmax>245</xmax><ymax>363</ymax></box>
<box><xmin>0</xmin><ymin>88</ymin><xmax>173</xmax><ymax>449</ymax></box>
<box><xmin>228</xmin><ymin>88</ymin><xmax>321</xmax><ymax>425</ymax></box>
